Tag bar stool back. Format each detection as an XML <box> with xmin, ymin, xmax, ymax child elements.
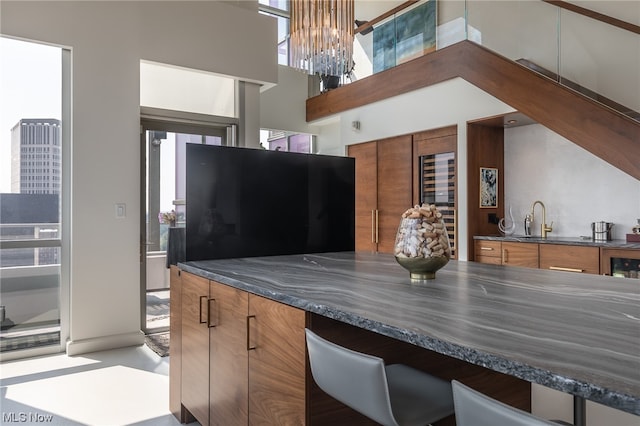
<box><xmin>452</xmin><ymin>380</ymin><xmax>560</xmax><ymax>426</ymax></box>
<box><xmin>305</xmin><ymin>329</ymin><xmax>454</xmax><ymax>426</ymax></box>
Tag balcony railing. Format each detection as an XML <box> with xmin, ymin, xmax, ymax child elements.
<box><xmin>342</xmin><ymin>0</ymin><xmax>638</xmax><ymax>123</ymax></box>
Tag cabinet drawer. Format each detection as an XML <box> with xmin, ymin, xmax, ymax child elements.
<box><xmin>502</xmin><ymin>242</ymin><xmax>539</xmax><ymax>268</ymax></box>
<box><xmin>540</xmin><ymin>244</ymin><xmax>599</xmax><ymax>274</ymax></box>
<box><xmin>475</xmin><ymin>240</ymin><xmax>502</xmax><ymax>259</ymax></box>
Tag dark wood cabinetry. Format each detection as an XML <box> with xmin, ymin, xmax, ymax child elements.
<box><xmin>248</xmin><ymin>294</ymin><xmax>306</xmax><ymax>424</ymax></box>
<box><xmin>209</xmin><ymin>280</ymin><xmax>249</xmax><ymax>425</ymax></box>
<box><xmin>180</xmin><ymin>271</ymin><xmax>210</xmax><ymax>426</ymax></box>
<box><xmin>348</xmin><ymin>136</ymin><xmax>412</xmax><ymax>253</ymax></box>
<box><xmin>539</xmin><ymin>245</ymin><xmax>599</xmax><ymax>274</ymax></box>
<box><xmin>413</xmin><ymin>126</ymin><xmax>457</xmax><ymax>258</ymax></box>
<box><xmin>348</xmin><ymin>127</ymin><xmax>457</xmax><ymax>256</ymax></box>
<box><xmin>502</xmin><ymin>242</ymin><xmax>539</xmax><ymax>268</ymax></box>
<box><xmin>475</xmin><ymin>241</ymin><xmax>604</xmax><ymax>275</ymax></box>
<box><xmin>171</xmin><ymin>270</ymin><xmax>307</xmax><ymax>425</ymax></box>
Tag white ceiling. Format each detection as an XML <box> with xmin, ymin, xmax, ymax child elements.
<box><xmin>355</xmin><ymin>0</ymin><xmax>405</xmax><ymax>22</ymax></box>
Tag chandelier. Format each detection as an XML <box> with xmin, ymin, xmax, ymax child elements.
<box><xmin>290</xmin><ymin>0</ymin><xmax>355</xmax><ymax>77</ymax></box>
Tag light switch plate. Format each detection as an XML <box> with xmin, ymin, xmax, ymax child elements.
<box><xmin>115</xmin><ymin>203</ymin><xmax>126</xmax><ymax>218</ymax></box>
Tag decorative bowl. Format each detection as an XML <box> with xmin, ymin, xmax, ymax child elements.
<box><xmin>393</xmin><ymin>206</ymin><xmax>451</xmax><ymax>280</ymax></box>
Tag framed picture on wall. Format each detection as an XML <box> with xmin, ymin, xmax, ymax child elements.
<box><xmin>480</xmin><ymin>167</ymin><xmax>498</xmax><ymax>208</ymax></box>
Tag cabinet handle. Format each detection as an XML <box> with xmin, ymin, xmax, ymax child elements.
<box><xmin>207</xmin><ymin>298</ymin><xmax>217</xmax><ymax>327</ymax></box>
<box><xmin>549</xmin><ymin>266</ymin><xmax>584</xmax><ymax>273</ymax></box>
<box><xmin>199</xmin><ymin>295</ymin><xmax>208</xmax><ymax>324</ymax></box>
<box><xmin>246</xmin><ymin>315</ymin><xmax>256</xmax><ymax>351</ymax></box>
<box><xmin>375</xmin><ymin>209</ymin><xmax>379</xmax><ymax>244</ymax></box>
<box><xmin>502</xmin><ymin>248</ymin><xmax>508</xmax><ymax>263</ymax></box>
<box><xmin>371</xmin><ymin>210</ymin><xmax>375</xmax><ymax>243</ymax></box>
<box><xmin>480</xmin><ymin>247</ymin><xmax>494</xmax><ymax>251</ymax></box>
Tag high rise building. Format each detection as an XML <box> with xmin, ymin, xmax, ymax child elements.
<box><xmin>11</xmin><ymin>118</ymin><xmax>61</xmax><ymax>195</ymax></box>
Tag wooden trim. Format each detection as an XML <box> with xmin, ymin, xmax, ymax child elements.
<box><xmin>354</xmin><ymin>1</ymin><xmax>419</xmax><ymax>35</ymax></box>
<box><xmin>542</xmin><ymin>0</ymin><xmax>640</xmax><ymax>35</ymax></box>
<box><xmin>306</xmin><ymin>41</ymin><xmax>640</xmax><ymax>180</ymax></box>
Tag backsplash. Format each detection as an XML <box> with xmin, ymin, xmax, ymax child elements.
<box><xmin>504</xmin><ymin>124</ymin><xmax>640</xmax><ymax>240</ymax></box>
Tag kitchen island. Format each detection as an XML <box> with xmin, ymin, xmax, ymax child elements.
<box><xmin>176</xmin><ymin>251</ymin><xmax>640</xmax><ymax>421</ymax></box>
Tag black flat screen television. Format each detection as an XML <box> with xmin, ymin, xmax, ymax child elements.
<box><xmin>186</xmin><ymin>144</ymin><xmax>355</xmax><ymax>261</ymax></box>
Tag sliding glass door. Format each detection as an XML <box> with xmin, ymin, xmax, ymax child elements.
<box><xmin>140</xmin><ymin>114</ymin><xmax>236</xmax><ymax>334</ymax></box>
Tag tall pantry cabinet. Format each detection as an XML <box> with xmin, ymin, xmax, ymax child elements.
<box><xmin>347</xmin><ymin>135</ymin><xmax>413</xmax><ymax>253</ymax></box>
<box><xmin>348</xmin><ymin>126</ymin><xmax>457</xmax><ymax>257</ymax></box>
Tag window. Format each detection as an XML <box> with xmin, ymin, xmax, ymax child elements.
<box><xmin>0</xmin><ymin>37</ymin><xmax>67</xmax><ymax>358</ymax></box>
<box><xmin>259</xmin><ymin>0</ymin><xmax>290</xmax><ymax>66</ymax></box>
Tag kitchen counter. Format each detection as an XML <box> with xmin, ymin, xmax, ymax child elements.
<box><xmin>474</xmin><ymin>234</ymin><xmax>640</xmax><ymax>249</ymax></box>
<box><xmin>179</xmin><ymin>252</ymin><xmax>640</xmax><ymax>416</ymax></box>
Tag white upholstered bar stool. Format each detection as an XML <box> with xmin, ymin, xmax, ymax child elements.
<box><xmin>305</xmin><ymin>329</ymin><xmax>454</xmax><ymax>426</ymax></box>
<box><xmin>452</xmin><ymin>380</ymin><xmax>573</xmax><ymax>426</ymax></box>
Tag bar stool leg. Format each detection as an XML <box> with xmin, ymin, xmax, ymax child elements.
<box><xmin>573</xmin><ymin>396</ymin><xmax>586</xmax><ymax>426</ymax></box>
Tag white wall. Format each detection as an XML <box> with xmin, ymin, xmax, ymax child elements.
<box><xmin>1</xmin><ymin>0</ymin><xmax>276</xmax><ymax>355</ymax></box>
<box><xmin>505</xmin><ymin>124</ymin><xmax>640</xmax><ymax>239</ymax></box>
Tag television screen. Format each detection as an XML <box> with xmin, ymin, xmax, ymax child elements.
<box><xmin>186</xmin><ymin>145</ymin><xmax>355</xmax><ymax>261</ymax></box>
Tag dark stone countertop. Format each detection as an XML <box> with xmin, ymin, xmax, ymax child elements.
<box><xmin>179</xmin><ymin>251</ymin><xmax>640</xmax><ymax>415</ymax></box>
<box><xmin>474</xmin><ymin>235</ymin><xmax>640</xmax><ymax>249</ymax></box>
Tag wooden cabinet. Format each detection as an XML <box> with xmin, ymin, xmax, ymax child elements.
<box><xmin>539</xmin><ymin>245</ymin><xmax>599</xmax><ymax>274</ymax></box>
<box><xmin>413</xmin><ymin>126</ymin><xmax>458</xmax><ymax>259</ymax></box>
<box><xmin>181</xmin><ymin>271</ymin><xmax>210</xmax><ymax>426</ymax></box>
<box><xmin>209</xmin><ymin>280</ymin><xmax>249</xmax><ymax>426</ymax></box>
<box><xmin>171</xmin><ymin>271</ymin><xmax>307</xmax><ymax>425</ymax></box>
<box><xmin>475</xmin><ymin>241</ymin><xmax>539</xmax><ymax>268</ymax></box>
<box><xmin>476</xmin><ymin>240</ymin><xmax>606</xmax><ymax>274</ymax></box>
<box><xmin>474</xmin><ymin>240</ymin><xmax>502</xmax><ymax>265</ymax></box>
<box><xmin>501</xmin><ymin>242</ymin><xmax>539</xmax><ymax>268</ymax></box>
<box><xmin>348</xmin><ymin>136</ymin><xmax>412</xmax><ymax>253</ymax></box>
<box><xmin>248</xmin><ymin>294</ymin><xmax>306</xmax><ymax>425</ymax></box>
<box><xmin>601</xmin><ymin>248</ymin><xmax>640</xmax><ymax>278</ymax></box>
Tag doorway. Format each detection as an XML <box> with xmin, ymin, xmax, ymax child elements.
<box><xmin>140</xmin><ymin>111</ymin><xmax>237</xmax><ymax>334</ymax></box>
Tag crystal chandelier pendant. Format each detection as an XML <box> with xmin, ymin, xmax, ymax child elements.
<box><xmin>290</xmin><ymin>0</ymin><xmax>355</xmax><ymax>78</ymax></box>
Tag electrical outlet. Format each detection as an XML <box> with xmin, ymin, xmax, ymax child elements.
<box><xmin>488</xmin><ymin>213</ymin><xmax>498</xmax><ymax>224</ymax></box>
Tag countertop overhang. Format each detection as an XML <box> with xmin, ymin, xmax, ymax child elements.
<box><xmin>474</xmin><ymin>235</ymin><xmax>640</xmax><ymax>249</ymax></box>
<box><xmin>179</xmin><ymin>251</ymin><xmax>640</xmax><ymax>415</ymax></box>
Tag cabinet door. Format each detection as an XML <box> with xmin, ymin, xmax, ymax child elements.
<box><xmin>502</xmin><ymin>242</ymin><xmax>539</xmax><ymax>268</ymax></box>
<box><xmin>474</xmin><ymin>240</ymin><xmax>502</xmax><ymax>265</ymax></box>
<box><xmin>181</xmin><ymin>272</ymin><xmax>210</xmax><ymax>426</ymax></box>
<box><xmin>209</xmin><ymin>280</ymin><xmax>249</xmax><ymax>426</ymax></box>
<box><xmin>348</xmin><ymin>142</ymin><xmax>378</xmax><ymax>252</ymax></box>
<box><xmin>376</xmin><ymin>135</ymin><xmax>413</xmax><ymax>253</ymax></box>
<box><xmin>540</xmin><ymin>244</ymin><xmax>599</xmax><ymax>274</ymax></box>
<box><xmin>248</xmin><ymin>294</ymin><xmax>307</xmax><ymax>425</ymax></box>
<box><xmin>169</xmin><ymin>267</ymin><xmax>184</xmax><ymax>421</ymax></box>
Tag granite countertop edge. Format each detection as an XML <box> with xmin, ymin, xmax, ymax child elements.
<box><xmin>473</xmin><ymin>235</ymin><xmax>640</xmax><ymax>249</ymax></box>
<box><xmin>177</xmin><ymin>259</ymin><xmax>639</xmax><ymax>415</ymax></box>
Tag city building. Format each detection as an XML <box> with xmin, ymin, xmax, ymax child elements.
<box><xmin>11</xmin><ymin>118</ymin><xmax>61</xmax><ymax>195</ymax></box>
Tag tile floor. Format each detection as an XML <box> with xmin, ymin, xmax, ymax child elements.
<box><xmin>0</xmin><ymin>344</ymin><xmax>193</xmax><ymax>426</ymax></box>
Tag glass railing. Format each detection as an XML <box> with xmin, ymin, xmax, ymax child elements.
<box><xmin>345</xmin><ymin>0</ymin><xmax>639</xmax><ymax>122</ymax></box>
<box><xmin>466</xmin><ymin>0</ymin><xmax>639</xmax><ymax>122</ymax></box>
<box><xmin>1</xmin><ymin>223</ymin><xmax>61</xmax><ymax>354</ymax></box>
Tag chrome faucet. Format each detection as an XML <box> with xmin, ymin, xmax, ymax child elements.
<box><xmin>531</xmin><ymin>200</ymin><xmax>553</xmax><ymax>238</ymax></box>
